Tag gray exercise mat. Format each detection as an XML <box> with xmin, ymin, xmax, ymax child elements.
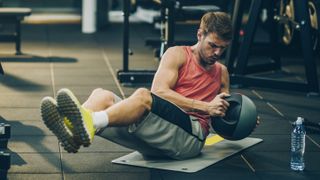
<box><xmin>112</xmin><ymin>137</ymin><xmax>263</xmax><ymax>173</ymax></box>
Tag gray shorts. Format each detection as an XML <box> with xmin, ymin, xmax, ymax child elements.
<box><xmin>97</xmin><ymin>93</ymin><xmax>206</xmax><ymax>159</ymax></box>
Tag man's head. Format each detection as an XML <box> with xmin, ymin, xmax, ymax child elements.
<box><xmin>197</xmin><ymin>12</ymin><xmax>232</xmax><ymax>66</ymax></box>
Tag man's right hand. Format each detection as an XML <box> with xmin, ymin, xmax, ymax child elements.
<box><xmin>207</xmin><ymin>92</ymin><xmax>230</xmax><ymax>117</ymax></box>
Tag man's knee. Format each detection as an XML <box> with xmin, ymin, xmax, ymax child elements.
<box><xmin>90</xmin><ymin>88</ymin><xmax>101</xmax><ymax>95</ymax></box>
<box><xmin>91</xmin><ymin>88</ymin><xmax>116</xmax><ymax>105</ymax></box>
<box><xmin>132</xmin><ymin>88</ymin><xmax>152</xmax><ymax>110</ymax></box>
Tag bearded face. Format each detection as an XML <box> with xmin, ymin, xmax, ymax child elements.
<box><xmin>197</xmin><ymin>31</ymin><xmax>230</xmax><ymax>67</ymax></box>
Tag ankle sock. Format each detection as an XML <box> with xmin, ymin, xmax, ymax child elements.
<box><xmin>92</xmin><ymin>111</ymin><xmax>109</xmax><ymax>130</ymax></box>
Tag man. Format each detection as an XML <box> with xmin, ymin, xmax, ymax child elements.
<box><xmin>41</xmin><ymin>12</ymin><xmax>233</xmax><ymax>159</ymax></box>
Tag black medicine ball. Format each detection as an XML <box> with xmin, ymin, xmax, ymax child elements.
<box><xmin>211</xmin><ymin>93</ymin><xmax>257</xmax><ymax>140</ymax></box>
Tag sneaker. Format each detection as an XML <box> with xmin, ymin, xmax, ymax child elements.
<box><xmin>56</xmin><ymin>88</ymin><xmax>96</xmax><ymax>147</ymax></box>
<box><xmin>40</xmin><ymin>97</ymin><xmax>80</xmax><ymax>153</ymax></box>
<box><xmin>63</xmin><ymin>117</ymin><xmax>81</xmax><ymax>143</ymax></box>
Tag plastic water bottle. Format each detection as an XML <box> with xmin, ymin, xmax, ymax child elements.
<box><xmin>290</xmin><ymin>117</ymin><xmax>306</xmax><ymax>171</ymax></box>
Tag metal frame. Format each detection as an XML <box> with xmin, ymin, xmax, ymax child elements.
<box><xmin>145</xmin><ymin>0</ymin><xmax>220</xmax><ymax>57</ymax></box>
<box><xmin>226</xmin><ymin>0</ymin><xmax>319</xmax><ymax>94</ymax></box>
<box><xmin>226</xmin><ymin>0</ymin><xmax>281</xmax><ymax>74</ymax></box>
<box><xmin>0</xmin><ymin>16</ymin><xmax>22</xmax><ymax>55</ymax></box>
<box><xmin>117</xmin><ymin>0</ymin><xmax>180</xmax><ymax>85</ymax></box>
<box><xmin>145</xmin><ymin>0</ymin><xmax>177</xmax><ymax>58</ymax></box>
<box><xmin>117</xmin><ymin>0</ymin><xmax>156</xmax><ymax>85</ymax></box>
<box><xmin>117</xmin><ymin>0</ymin><xmax>221</xmax><ymax>85</ymax></box>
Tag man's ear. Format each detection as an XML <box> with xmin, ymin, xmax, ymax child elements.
<box><xmin>197</xmin><ymin>29</ymin><xmax>203</xmax><ymax>41</ymax></box>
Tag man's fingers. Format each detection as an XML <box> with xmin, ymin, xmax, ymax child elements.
<box><xmin>216</xmin><ymin>111</ymin><xmax>225</xmax><ymax>117</ymax></box>
<box><xmin>219</xmin><ymin>104</ymin><xmax>228</xmax><ymax>113</ymax></box>
<box><xmin>218</xmin><ymin>107</ymin><xmax>225</xmax><ymax>113</ymax></box>
<box><xmin>221</xmin><ymin>99</ymin><xmax>229</xmax><ymax>108</ymax></box>
<box><xmin>218</xmin><ymin>92</ymin><xmax>230</xmax><ymax>98</ymax></box>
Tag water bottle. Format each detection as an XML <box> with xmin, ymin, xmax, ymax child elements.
<box><xmin>290</xmin><ymin>117</ymin><xmax>306</xmax><ymax>171</ymax></box>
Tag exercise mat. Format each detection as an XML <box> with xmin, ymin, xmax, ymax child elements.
<box><xmin>112</xmin><ymin>135</ymin><xmax>262</xmax><ymax>173</ymax></box>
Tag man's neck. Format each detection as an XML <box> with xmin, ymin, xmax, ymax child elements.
<box><xmin>191</xmin><ymin>44</ymin><xmax>214</xmax><ymax>71</ymax></box>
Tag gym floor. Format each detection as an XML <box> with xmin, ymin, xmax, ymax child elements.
<box><xmin>0</xmin><ymin>22</ymin><xmax>320</xmax><ymax>180</ymax></box>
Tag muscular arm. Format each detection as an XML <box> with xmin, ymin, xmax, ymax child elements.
<box><xmin>151</xmin><ymin>47</ymin><xmax>209</xmax><ymax>112</ymax></box>
<box><xmin>219</xmin><ymin>64</ymin><xmax>230</xmax><ymax>94</ymax></box>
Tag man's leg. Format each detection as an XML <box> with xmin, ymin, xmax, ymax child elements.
<box><xmin>105</xmin><ymin>88</ymin><xmax>152</xmax><ymax>126</ymax></box>
<box><xmin>56</xmin><ymin>88</ymin><xmax>152</xmax><ymax>146</ymax></box>
<box><xmin>82</xmin><ymin>88</ymin><xmax>119</xmax><ymax>111</ymax></box>
<box><xmin>41</xmin><ymin>88</ymin><xmax>122</xmax><ymax>152</ymax></box>
<box><xmin>78</xmin><ymin>88</ymin><xmax>164</xmax><ymax>156</ymax></box>
<box><xmin>62</xmin><ymin>88</ymin><xmax>122</xmax><ymax>132</ymax></box>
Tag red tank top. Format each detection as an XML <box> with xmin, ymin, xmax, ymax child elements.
<box><xmin>174</xmin><ymin>46</ymin><xmax>222</xmax><ymax>135</ymax></box>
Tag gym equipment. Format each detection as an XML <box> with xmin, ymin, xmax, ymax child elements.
<box><xmin>304</xmin><ymin>119</ymin><xmax>320</xmax><ymax>130</ymax></box>
<box><xmin>291</xmin><ymin>118</ymin><xmax>320</xmax><ymax>134</ymax></box>
<box><xmin>0</xmin><ymin>62</ymin><xmax>3</xmax><ymax>75</ymax></box>
<box><xmin>117</xmin><ymin>0</ymin><xmax>155</xmax><ymax>85</ymax></box>
<box><xmin>0</xmin><ymin>123</ymin><xmax>10</xmax><ymax>148</ymax></box>
<box><xmin>279</xmin><ymin>0</ymin><xmax>296</xmax><ymax>45</ymax></box>
<box><xmin>212</xmin><ymin>93</ymin><xmax>257</xmax><ymax>141</ymax></box>
<box><xmin>112</xmin><ymin>136</ymin><xmax>262</xmax><ymax>172</ymax></box>
<box><xmin>225</xmin><ymin>0</ymin><xmax>319</xmax><ymax>94</ymax></box>
<box><xmin>0</xmin><ymin>8</ymin><xmax>32</xmax><ymax>55</ymax></box>
<box><xmin>117</xmin><ymin>0</ymin><xmax>222</xmax><ymax>85</ymax></box>
<box><xmin>278</xmin><ymin>0</ymin><xmax>319</xmax><ymax>49</ymax></box>
<box><xmin>148</xmin><ymin>0</ymin><xmax>221</xmax><ymax>59</ymax></box>
<box><xmin>0</xmin><ymin>151</ymin><xmax>10</xmax><ymax>180</ymax></box>
<box><xmin>0</xmin><ymin>123</ymin><xmax>11</xmax><ymax>180</ymax></box>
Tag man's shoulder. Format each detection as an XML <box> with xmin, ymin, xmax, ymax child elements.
<box><xmin>164</xmin><ymin>46</ymin><xmax>187</xmax><ymax>64</ymax></box>
<box><xmin>167</xmin><ymin>46</ymin><xmax>186</xmax><ymax>53</ymax></box>
<box><xmin>215</xmin><ymin>62</ymin><xmax>229</xmax><ymax>77</ymax></box>
<box><xmin>215</xmin><ymin>62</ymin><xmax>227</xmax><ymax>70</ymax></box>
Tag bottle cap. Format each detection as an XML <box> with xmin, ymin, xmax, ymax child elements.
<box><xmin>296</xmin><ymin>117</ymin><xmax>304</xmax><ymax>124</ymax></box>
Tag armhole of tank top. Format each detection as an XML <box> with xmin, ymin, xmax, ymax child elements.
<box><xmin>216</xmin><ymin>62</ymin><xmax>222</xmax><ymax>73</ymax></box>
<box><xmin>217</xmin><ymin>62</ymin><xmax>223</xmax><ymax>84</ymax></box>
<box><xmin>183</xmin><ymin>46</ymin><xmax>191</xmax><ymax>61</ymax></box>
<box><xmin>179</xmin><ymin>46</ymin><xmax>190</xmax><ymax>71</ymax></box>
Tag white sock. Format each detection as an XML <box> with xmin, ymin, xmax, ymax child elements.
<box><xmin>92</xmin><ymin>111</ymin><xmax>109</xmax><ymax>130</ymax></box>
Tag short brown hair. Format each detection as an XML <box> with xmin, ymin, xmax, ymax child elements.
<box><xmin>200</xmin><ymin>12</ymin><xmax>233</xmax><ymax>41</ymax></box>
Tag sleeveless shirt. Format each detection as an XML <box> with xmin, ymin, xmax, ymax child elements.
<box><xmin>173</xmin><ymin>46</ymin><xmax>222</xmax><ymax>135</ymax></box>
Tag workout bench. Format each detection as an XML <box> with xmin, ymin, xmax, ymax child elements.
<box><xmin>0</xmin><ymin>8</ymin><xmax>32</xmax><ymax>55</ymax></box>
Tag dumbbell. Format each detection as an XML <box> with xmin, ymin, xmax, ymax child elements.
<box><xmin>0</xmin><ymin>123</ymin><xmax>11</xmax><ymax>149</ymax></box>
<box><xmin>0</xmin><ymin>151</ymin><xmax>10</xmax><ymax>180</ymax></box>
